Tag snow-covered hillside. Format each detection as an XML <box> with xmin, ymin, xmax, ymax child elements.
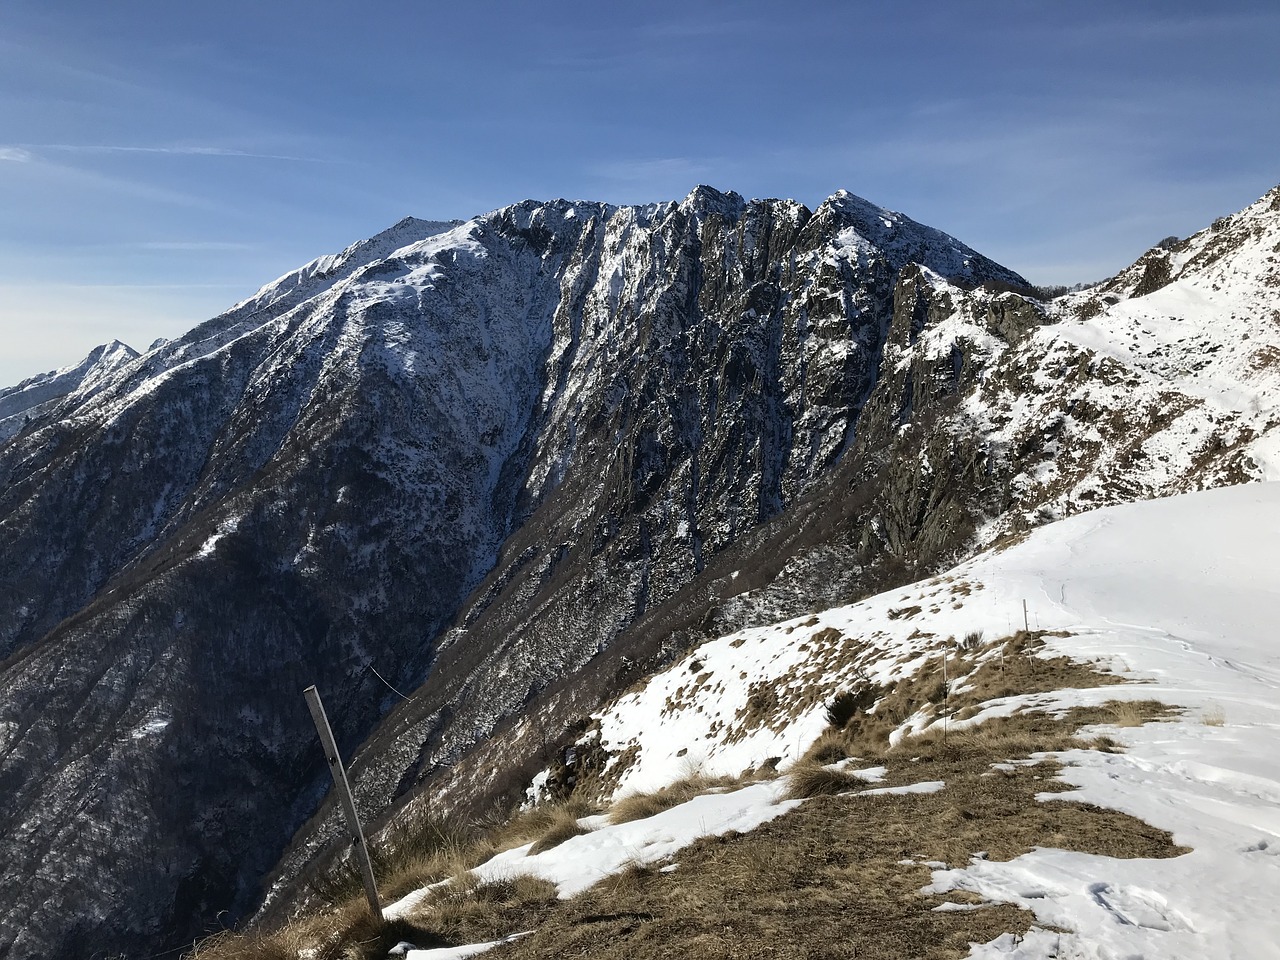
<box><xmin>415</xmin><ymin>483</ymin><xmax>1280</xmax><ymax>959</ymax></box>
<box><xmin>974</xmin><ymin>186</ymin><xmax>1280</xmax><ymax>529</ymax></box>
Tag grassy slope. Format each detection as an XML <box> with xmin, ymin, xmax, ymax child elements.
<box><xmin>188</xmin><ymin>632</ymin><xmax>1189</xmax><ymax>960</ymax></box>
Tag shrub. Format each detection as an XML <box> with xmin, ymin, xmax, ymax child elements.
<box><xmin>527</xmin><ymin>807</ymin><xmax>592</xmax><ymax>855</ymax></box>
<box><xmin>824</xmin><ymin>683</ymin><xmax>880</xmax><ymax>728</ymax></box>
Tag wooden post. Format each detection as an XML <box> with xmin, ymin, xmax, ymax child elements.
<box><xmin>1022</xmin><ymin>599</ymin><xmax>1029</xmax><ymax>634</ymax></box>
<box><xmin>304</xmin><ymin>685</ymin><xmax>382</xmax><ymax>918</ymax></box>
<box><xmin>941</xmin><ymin>647</ymin><xmax>948</xmax><ymax>741</ymax></box>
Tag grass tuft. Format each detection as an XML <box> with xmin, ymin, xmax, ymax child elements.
<box><xmin>1201</xmin><ymin>704</ymin><xmax>1226</xmax><ymax>726</ymax></box>
<box><xmin>1103</xmin><ymin>699</ymin><xmax>1174</xmax><ymax>728</ymax></box>
<box><xmin>526</xmin><ymin>806</ymin><xmax>593</xmax><ymax>855</ymax></box>
<box><xmin>784</xmin><ymin>760</ymin><xmax>866</xmax><ymax>799</ymax></box>
<box><xmin>803</xmin><ymin>729</ymin><xmax>858</xmax><ymax>765</ymax></box>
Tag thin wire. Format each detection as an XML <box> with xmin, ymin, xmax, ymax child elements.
<box><xmin>368</xmin><ymin>663</ymin><xmax>414</xmax><ymax>701</ymax></box>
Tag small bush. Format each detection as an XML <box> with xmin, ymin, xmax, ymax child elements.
<box><xmin>824</xmin><ymin>683</ymin><xmax>880</xmax><ymax>728</ymax></box>
<box><xmin>471</xmin><ymin>874</ymin><xmax>558</xmax><ymax>905</ymax></box>
<box><xmin>959</xmin><ymin>630</ymin><xmax>984</xmax><ymax>653</ymax></box>
<box><xmin>925</xmin><ymin>679</ymin><xmax>949</xmax><ymax>705</ymax></box>
<box><xmin>492</xmin><ymin>797</ymin><xmax>598</xmax><ymax>854</ymax></box>
<box><xmin>1201</xmin><ymin>705</ymin><xmax>1226</xmax><ymax>727</ymax></box>
<box><xmin>608</xmin><ymin>791</ymin><xmax>670</xmax><ymax>824</ymax></box>
<box><xmin>527</xmin><ymin>807</ymin><xmax>591</xmax><ymax>855</ymax></box>
<box><xmin>1104</xmin><ymin>699</ymin><xmax>1170</xmax><ymax>728</ymax></box>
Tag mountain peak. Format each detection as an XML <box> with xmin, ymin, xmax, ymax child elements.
<box><xmin>682</xmin><ymin>184</ymin><xmax>747</xmax><ymax>217</ymax></box>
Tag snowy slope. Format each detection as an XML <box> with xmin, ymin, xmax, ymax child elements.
<box><xmin>886</xmin><ymin>184</ymin><xmax>1280</xmax><ymax>551</ymax></box>
<box><xmin>1049</xmin><ymin>186</ymin><xmax>1280</xmax><ymax>478</ymax></box>
<box><xmin>484</xmin><ymin>483</ymin><xmax>1280</xmax><ymax>959</ymax></box>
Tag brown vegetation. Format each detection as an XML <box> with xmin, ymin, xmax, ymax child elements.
<box><xmin>188</xmin><ymin>630</ymin><xmax>1188</xmax><ymax>960</ymax></box>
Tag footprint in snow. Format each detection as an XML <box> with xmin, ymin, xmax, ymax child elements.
<box><xmin>1088</xmin><ymin>881</ymin><xmax>1194</xmax><ymax>932</ymax></box>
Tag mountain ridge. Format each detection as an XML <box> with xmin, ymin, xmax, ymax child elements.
<box><xmin>0</xmin><ymin>185</ymin><xmax>1028</xmax><ymax>959</ymax></box>
<box><xmin>1</xmin><ymin>184</ymin><xmax>1278</xmax><ymax>959</ymax></box>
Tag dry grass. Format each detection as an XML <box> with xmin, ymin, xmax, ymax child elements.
<box><xmin>608</xmin><ymin>771</ymin><xmax>749</xmax><ymax>825</ymax></box>
<box><xmin>1103</xmin><ymin>699</ymin><xmax>1175</xmax><ymax>728</ymax></box>
<box><xmin>492</xmin><ymin>798</ymin><xmax>598</xmax><ymax>855</ymax></box>
<box><xmin>188</xmin><ymin>629</ymin><xmax>1189</xmax><ymax>960</ymax></box>
<box><xmin>486</xmin><ymin>707</ymin><xmax>1187</xmax><ymax>960</ymax></box>
<box><xmin>1202</xmin><ymin>704</ymin><xmax>1227</xmax><ymax>726</ymax></box>
<box><xmin>784</xmin><ymin>760</ymin><xmax>867</xmax><ymax>799</ymax></box>
<box><xmin>377</xmin><ymin>834</ymin><xmax>496</xmax><ymax>904</ymax></box>
<box><xmin>891</xmin><ymin>709</ymin><xmax>1124</xmax><ymax>765</ymax></box>
<box><xmin>802</xmin><ymin>729</ymin><xmax>858</xmax><ymax>765</ymax></box>
<box><xmin>187</xmin><ymin>908</ymin><xmax>442</xmax><ymax>960</ymax></box>
<box><xmin>410</xmin><ymin>873</ymin><xmax>561</xmax><ymax>944</ymax></box>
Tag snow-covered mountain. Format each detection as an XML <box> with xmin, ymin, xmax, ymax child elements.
<box><xmin>1</xmin><ymin>183</ymin><xmax>1278</xmax><ymax>960</ymax></box>
<box><xmin>309</xmin><ymin>186</ymin><xmax>1280</xmax><ymax>916</ymax></box>
<box><xmin>0</xmin><ymin>186</ymin><xmax>1027</xmax><ymax>959</ymax></box>
<box><xmin>0</xmin><ymin>338</ymin><xmax>139</xmax><ymax>440</ymax></box>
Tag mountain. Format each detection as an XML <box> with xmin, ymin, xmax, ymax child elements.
<box><xmin>1</xmin><ymin>183</ymin><xmax>1277</xmax><ymax>959</ymax></box>
<box><xmin>0</xmin><ymin>339</ymin><xmax>139</xmax><ymax>440</ymax></box>
<box><xmin>0</xmin><ymin>186</ymin><xmax>1026</xmax><ymax>959</ymax></box>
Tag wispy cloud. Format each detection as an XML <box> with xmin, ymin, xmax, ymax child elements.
<box><xmin>13</xmin><ymin>143</ymin><xmax>331</xmax><ymax>163</ymax></box>
<box><xmin>0</xmin><ymin>147</ymin><xmax>34</xmax><ymax>162</ymax></box>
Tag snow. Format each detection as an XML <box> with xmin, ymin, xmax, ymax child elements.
<box><xmin>495</xmin><ymin>482</ymin><xmax>1280</xmax><ymax>959</ymax></box>
<box><xmin>404</xmin><ymin>935</ymin><xmax>527</xmax><ymax>960</ymax></box>
<box><xmin>895</xmin><ymin>483</ymin><xmax>1280</xmax><ymax>958</ymax></box>
<box><xmin>385</xmin><ymin>779</ymin><xmax>800</xmax><ymax>922</ymax></box>
<box><xmin>860</xmin><ymin>780</ymin><xmax>945</xmax><ymax>797</ymax></box>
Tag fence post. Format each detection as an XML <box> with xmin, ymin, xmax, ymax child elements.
<box><xmin>303</xmin><ymin>685</ymin><xmax>382</xmax><ymax>918</ymax></box>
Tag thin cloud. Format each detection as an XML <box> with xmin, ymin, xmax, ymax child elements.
<box><xmin>19</xmin><ymin>143</ymin><xmax>332</xmax><ymax>163</ymax></box>
<box><xmin>0</xmin><ymin>147</ymin><xmax>34</xmax><ymax>162</ymax></box>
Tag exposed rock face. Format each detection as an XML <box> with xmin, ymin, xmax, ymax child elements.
<box><xmin>0</xmin><ymin>187</ymin><xmax>1026</xmax><ymax>959</ymax></box>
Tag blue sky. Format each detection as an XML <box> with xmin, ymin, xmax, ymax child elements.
<box><xmin>2</xmin><ymin>1</ymin><xmax>1278</xmax><ymax>387</ymax></box>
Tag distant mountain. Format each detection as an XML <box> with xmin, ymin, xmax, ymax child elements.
<box><xmin>1</xmin><ymin>183</ymin><xmax>1277</xmax><ymax>959</ymax></box>
<box><xmin>0</xmin><ymin>339</ymin><xmax>138</xmax><ymax>440</ymax></box>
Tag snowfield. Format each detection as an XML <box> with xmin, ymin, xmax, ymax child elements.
<box><xmin>398</xmin><ymin>482</ymin><xmax>1280</xmax><ymax>959</ymax></box>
